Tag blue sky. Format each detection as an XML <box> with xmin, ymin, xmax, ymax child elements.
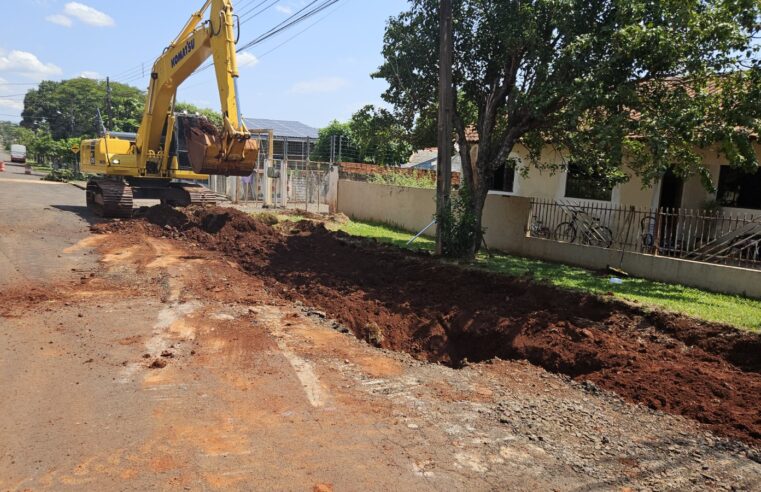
<box><xmin>0</xmin><ymin>0</ymin><xmax>408</xmax><ymax>129</ymax></box>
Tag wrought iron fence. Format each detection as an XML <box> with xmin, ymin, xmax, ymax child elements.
<box><xmin>529</xmin><ymin>198</ymin><xmax>761</xmax><ymax>269</ymax></box>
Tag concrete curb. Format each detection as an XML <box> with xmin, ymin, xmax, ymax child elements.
<box><xmin>70</xmin><ymin>181</ymin><xmax>87</xmax><ymax>191</ymax></box>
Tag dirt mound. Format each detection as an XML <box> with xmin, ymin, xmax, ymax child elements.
<box><xmin>100</xmin><ymin>205</ymin><xmax>761</xmax><ymax>446</ymax></box>
<box><xmin>647</xmin><ymin>311</ymin><xmax>761</xmax><ymax>373</ymax></box>
<box><xmin>136</xmin><ymin>205</ymin><xmax>189</xmax><ymax>229</ymax></box>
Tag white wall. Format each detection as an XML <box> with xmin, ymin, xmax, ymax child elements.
<box><xmin>337</xmin><ymin>180</ymin><xmax>761</xmax><ymax>299</ymax></box>
<box><xmin>482</xmin><ymin>143</ymin><xmax>760</xmax><ymax>218</ymax></box>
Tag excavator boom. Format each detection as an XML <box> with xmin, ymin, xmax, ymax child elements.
<box><xmin>136</xmin><ymin>0</ymin><xmax>257</xmax><ymax>177</ymax></box>
<box><xmin>79</xmin><ymin>0</ymin><xmax>259</xmax><ymax>218</ymax></box>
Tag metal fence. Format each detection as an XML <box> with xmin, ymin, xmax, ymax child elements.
<box><xmin>208</xmin><ymin>159</ymin><xmax>332</xmax><ymax>212</ymax></box>
<box><xmin>529</xmin><ymin>198</ymin><xmax>761</xmax><ymax>269</ymax></box>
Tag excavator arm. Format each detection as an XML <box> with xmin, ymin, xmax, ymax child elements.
<box><xmin>135</xmin><ymin>0</ymin><xmax>256</xmax><ymax>177</ymax></box>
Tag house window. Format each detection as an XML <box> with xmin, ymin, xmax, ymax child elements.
<box><xmin>565</xmin><ymin>163</ymin><xmax>613</xmax><ymax>201</ymax></box>
<box><xmin>490</xmin><ymin>163</ymin><xmax>515</xmax><ymax>193</ymax></box>
<box><xmin>717</xmin><ymin>165</ymin><xmax>761</xmax><ymax>209</ymax></box>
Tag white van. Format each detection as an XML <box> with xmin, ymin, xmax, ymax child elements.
<box><xmin>10</xmin><ymin>144</ymin><xmax>27</xmax><ymax>163</ymax></box>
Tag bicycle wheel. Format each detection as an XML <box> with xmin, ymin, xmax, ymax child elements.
<box><xmin>532</xmin><ymin>225</ymin><xmax>551</xmax><ymax>239</ymax></box>
<box><xmin>583</xmin><ymin>226</ymin><xmax>614</xmax><ymax>248</ymax></box>
<box><xmin>554</xmin><ymin>222</ymin><xmax>576</xmax><ymax>243</ymax></box>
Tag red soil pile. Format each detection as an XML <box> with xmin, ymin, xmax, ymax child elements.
<box><xmin>96</xmin><ymin>205</ymin><xmax>761</xmax><ymax>446</ymax></box>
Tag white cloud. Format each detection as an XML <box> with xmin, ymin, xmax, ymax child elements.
<box><xmin>289</xmin><ymin>77</ymin><xmax>349</xmax><ymax>95</ymax></box>
<box><xmin>78</xmin><ymin>70</ymin><xmax>100</xmax><ymax>79</ymax></box>
<box><xmin>45</xmin><ymin>14</ymin><xmax>73</xmax><ymax>27</ymax></box>
<box><xmin>0</xmin><ymin>50</ymin><xmax>62</xmax><ymax>80</ymax></box>
<box><xmin>63</xmin><ymin>2</ymin><xmax>114</xmax><ymax>27</ymax></box>
<box><xmin>275</xmin><ymin>4</ymin><xmax>294</xmax><ymax>15</ymax></box>
<box><xmin>237</xmin><ymin>52</ymin><xmax>259</xmax><ymax>68</ymax></box>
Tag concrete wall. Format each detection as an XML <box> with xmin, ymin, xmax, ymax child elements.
<box><xmin>337</xmin><ymin>180</ymin><xmax>761</xmax><ymax>299</ymax></box>
<box><xmin>337</xmin><ymin>180</ymin><xmax>437</xmax><ymax>234</ymax></box>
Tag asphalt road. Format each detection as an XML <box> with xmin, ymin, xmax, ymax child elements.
<box><xmin>0</xmin><ymin>156</ymin><xmax>97</xmax><ymax>288</ymax></box>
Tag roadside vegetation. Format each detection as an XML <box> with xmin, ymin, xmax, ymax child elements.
<box><xmin>41</xmin><ymin>169</ymin><xmax>91</xmax><ymax>182</ymax></box>
<box><xmin>330</xmin><ymin>218</ymin><xmax>761</xmax><ymax>332</ymax></box>
<box><xmin>366</xmin><ymin>170</ymin><xmax>436</xmax><ymax>189</ymax></box>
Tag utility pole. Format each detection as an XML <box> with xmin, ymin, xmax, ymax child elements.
<box><xmin>106</xmin><ymin>77</ymin><xmax>113</xmax><ymax>130</ymax></box>
<box><xmin>435</xmin><ymin>0</ymin><xmax>454</xmax><ymax>255</ymax></box>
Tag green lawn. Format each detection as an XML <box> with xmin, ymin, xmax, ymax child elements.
<box><xmin>333</xmin><ymin>219</ymin><xmax>761</xmax><ymax>332</ymax></box>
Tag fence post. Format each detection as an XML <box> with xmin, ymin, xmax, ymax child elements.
<box><xmin>263</xmin><ymin>130</ymin><xmax>274</xmax><ymax>207</ymax></box>
<box><xmin>327</xmin><ymin>165</ymin><xmax>339</xmax><ymax>214</ymax></box>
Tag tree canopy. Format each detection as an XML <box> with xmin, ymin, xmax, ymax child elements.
<box><xmin>310</xmin><ymin>120</ymin><xmax>353</xmax><ymax>162</ymax></box>
<box><xmin>349</xmin><ymin>104</ymin><xmax>413</xmax><ymax>165</ymax></box>
<box><xmin>374</xmin><ymin>0</ymin><xmax>761</xmax><ymax>257</ymax></box>
<box><xmin>21</xmin><ymin>78</ymin><xmax>144</xmax><ymax>139</ymax></box>
<box><xmin>175</xmin><ymin>102</ymin><xmax>223</xmax><ymax>129</ymax></box>
<box><xmin>310</xmin><ymin>106</ymin><xmax>413</xmax><ymax>165</ymax></box>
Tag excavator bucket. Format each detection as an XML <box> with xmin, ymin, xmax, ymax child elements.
<box><xmin>186</xmin><ymin>120</ymin><xmax>258</xmax><ymax>177</ymax></box>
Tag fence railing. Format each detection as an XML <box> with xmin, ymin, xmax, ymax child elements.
<box><xmin>529</xmin><ymin>198</ymin><xmax>761</xmax><ymax>270</ymax></box>
<box><xmin>208</xmin><ymin>160</ymin><xmax>333</xmax><ymax>212</ymax></box>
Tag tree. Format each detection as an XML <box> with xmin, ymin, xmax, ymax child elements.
<box><xmin>374</xmin><ymin>0</ymin><xmax>761</xmax><ymax>258</ymax></box>
<box><xmin>310</xmin><ymin>120</ymin><xmax>353</xmax><ymax>162</ymax></box>
<box><xmin>174</xmin><ymin>102</ymin><xmax>223</xmax><ymax>129</ymax></box>
<box><xmin>0</xmin><ymin>121</ymin><xmax>19</xmax><ymax>150</ymax></box>
<box><xmin>21</xmin><ymin>78</ymin><xmax>144</xmax><ymax>139</ymax></box>
<box><xmin>348</xmin><ymin>105</ymin><xmax>413</xmax><ymax>165</ymax></box>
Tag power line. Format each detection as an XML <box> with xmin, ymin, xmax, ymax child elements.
<box><xmin>256</xmin><ymin>0</ymin><xmax>349</xmax><ymax>59</ymax></box>
<box><xmin>238</xmin><ymin>0</ymin><xmax>329</xmax><ymax>52</ymax></box>
<box><xmin>114</xmin><ymin>0</ymin><xmax>282</xmax><ymax>85</ymax></box>
<box><xmin>239</xmin><ymin>0</ymin><xmax>278</xmax><ymax>21</ymax></box>
<box><xmin>236</xmin><ymin>0</ymin><xmax>267</xmax><ymax>13</ymax></box>
<box><xmin>0</xmin><ymin>113</ymin><xmax>43</xmax><ymax>119</ymax></box>
<box><xmin>179</xmin><ymin>0</ymin><xmax>345</xmax><ymax>93</ymax></box>
<box><xmin>190</xmin><ymin>0</ymin><xmax>339</xmax><ymax>79</ymax></box>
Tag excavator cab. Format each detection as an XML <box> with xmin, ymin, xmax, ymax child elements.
<box><xmin>181</xmin><ymin>114</ymin><xmax>259</xmax><ymax>177</ymax></box>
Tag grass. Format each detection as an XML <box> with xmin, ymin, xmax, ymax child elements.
<box><xmin>335</xmin><ymin>218</ymin><xmax>761</xmax><ymax>332</ymax></box>
<box><xmin>339</xmin><ymin>220</ymin><xmax>435</xmax><ymax>251</ymax></box>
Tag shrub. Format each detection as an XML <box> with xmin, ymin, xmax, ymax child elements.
<box><xmin>367</xmin><ymin>170</ymin><xmax>436</xmax><ymax>189</ymax></box>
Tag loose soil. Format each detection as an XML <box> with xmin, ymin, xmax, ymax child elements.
<box><xmin>96</xmin><ymin>205</ymin><xmax>761</xmax><ymax>447</ymax></box>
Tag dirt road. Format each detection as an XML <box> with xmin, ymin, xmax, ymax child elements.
<box><xmin>1</xmin><ymin>171</ymin><xmax>760</xmax><ymax>491</ymax></box>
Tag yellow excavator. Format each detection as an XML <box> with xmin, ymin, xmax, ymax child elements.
<box><xmin>80</xmin><ymin>0</ymin><xmax>257</xmax><ymax>217</ymax></box>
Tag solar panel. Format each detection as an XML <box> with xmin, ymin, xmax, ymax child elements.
<box><xmin>244</xmin><ymin>118</ymin><xmax>320</xmax><ymax>140</ymax></box>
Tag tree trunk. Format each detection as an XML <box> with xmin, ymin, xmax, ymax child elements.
<box><xmin>466</xmin><ymin>172</ymin><xmax>489</xmax><ymax>259</ymax></box>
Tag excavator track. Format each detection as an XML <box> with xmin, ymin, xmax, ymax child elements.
<box><xmin>166</xmin><ymin>183</ymin><xmax>218</xmax><ymax>207</ymax></box>
<box><xmin>86</xmin><ymin>178</ymin><xmax>134</xmax><ymax>218</ymax></box>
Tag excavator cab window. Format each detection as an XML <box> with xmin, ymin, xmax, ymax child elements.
<box><xmin>171</xmin><ymin>114</ymin><xmax>214</xmax><ymax>171</ymax></box>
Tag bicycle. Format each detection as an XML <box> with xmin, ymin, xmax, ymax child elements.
<box><xmin>640</xmin><ymin>214</ymin><xmax>657</xmax><ymax>249</ymax></box>
<box><xmin>530</xmin><ymin>216</ymin><xmax>551</xmax><ymax>239</ymax></box>
<box><xmin>553</xmin><ymin>210</ymin><xmax>614</xmax><ymax>248</ymax></box>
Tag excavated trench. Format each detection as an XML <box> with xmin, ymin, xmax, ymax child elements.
<box><xmin>96</xmin><ymin>205</ymin><xmax>761</xmax><ymax>446</ymax></box>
